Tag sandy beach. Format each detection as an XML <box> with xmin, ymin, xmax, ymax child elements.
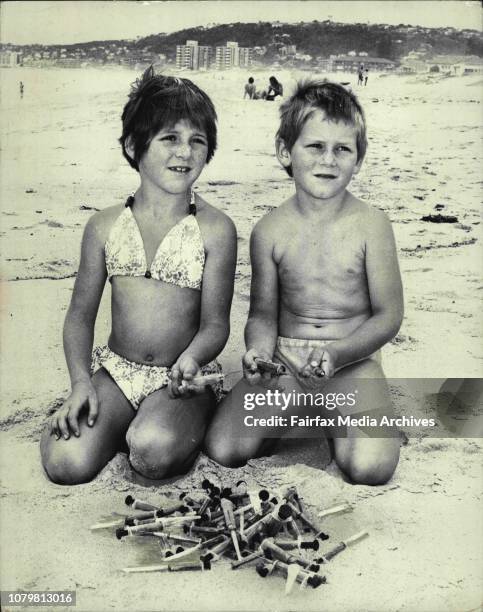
<box><xmin>0</xmin><ymin>65</ymin><xmax>482</xmax><ymax>611</ymax></box>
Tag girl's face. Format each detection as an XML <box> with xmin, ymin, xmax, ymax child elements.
<box><xmin>135</xmin><ymin>119</ymin><xmax>209</xmax><ymax>195</ymax></box>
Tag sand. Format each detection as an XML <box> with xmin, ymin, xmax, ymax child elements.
<box><xmin>0</xmin><ymin>65</ymin><xmax>482</xmax><ymax>611</ymax></box>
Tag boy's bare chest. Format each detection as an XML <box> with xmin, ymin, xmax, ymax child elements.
<box><xmin>276</xmin><ymin>222</ymin><xmax>365</xmax><ymax>277</ymax></box>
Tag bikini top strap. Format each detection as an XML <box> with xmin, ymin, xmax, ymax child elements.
<box><xmin>189</xmin><ymin>189</ymin><xmax>197</xmax><ymax>216</ymax></box>
<box><xmin>125</xmin><ymin>192</ymin><xmax>196</xmax><ymax>214</ymax></box>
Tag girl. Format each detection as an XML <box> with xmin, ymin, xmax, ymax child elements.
<box><xmin>41</xmin><ymin>68</ymin><xmax>237</xmax><ymax>484</ymax></box>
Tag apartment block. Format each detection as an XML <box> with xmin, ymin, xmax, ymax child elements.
<box><xmin>239</xmin><ymin>46</ymin><xmax>253</xmax><ymax>67</ymax></box>
<box><xmin>176</xmin><ymin>40</ymin><xmax>212</xmax><ymax>70</ymax></box>
<box><xmin>215</xmin><ymin>41</ymin><xmax>252</xmax><ymax>69</ymax></box>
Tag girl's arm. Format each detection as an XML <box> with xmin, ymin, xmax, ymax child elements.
<box><xmin>51</xmin><ymin>214</ymin><xmax>107</xmax><ymax>439</ymax></box>
<box><xmin>170</xmin><ymin>211</ymin><xmax>237</xmax><ymax>391</ymax></box>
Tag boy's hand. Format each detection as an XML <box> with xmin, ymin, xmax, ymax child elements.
<box><xmin>50</xmin><ymin>380</ymin><xmax>98</xmax><ymax>440</ymax></box>
<box><xmin>300</xmin><ymin>346</ymin><xmax>337</xmax><ymax>382</ymax></box>
<box><xmin>243</xmin><ymin>349</ymin><xmax>275</xmax><ymax>386</ymax></box>
<box><xmin>169</xmin><ymin>356</ymin><xmax>203</xmax><ymax>398</ymax></box>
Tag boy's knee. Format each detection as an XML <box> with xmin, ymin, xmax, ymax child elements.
<box><xmin>127</xmin><ymin>427</ymin><xmax>192</xmax><ymax>479</ymax></box>
<box><xmin>343</xmin><ymin>447</ymin><xmax>399</xmax><ymax>486</ymax></box>
<box><xmin>204</xmin><ymin>437</ymin><xmax>250</xmax><ymax>468</ymax></box>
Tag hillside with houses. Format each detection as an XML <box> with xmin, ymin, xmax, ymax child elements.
<box><xmin>1</xmin><ymin>19</ymin><xmax>482</xmax><ymax>73</ymax></box>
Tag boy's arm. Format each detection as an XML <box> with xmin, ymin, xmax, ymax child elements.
<box><xmin>312</xmin><ymin>212</ymin><xmax>403</xmax><ymax>374</ymax></box>
<box><xmin>244</xmin><ymin>218</ymin><xmax>279</xmax><ymax>379</ymax></box>
<box><xmin>171</xmin><ymin>213</ymin><xmax>237</xmax><ymax>389</ymax></box>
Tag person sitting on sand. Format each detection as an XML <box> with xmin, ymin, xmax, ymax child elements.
<box><xmin>40</xmin><ymin>68</ymin><xmax>237</xmax><ymax>485</ymax></box>
<box><xmin>205</xmin><ymin>80</ymin><xmax>403</xmax><ymax>485</ymax></box>
<box><xmin>244</xmin><ymin>76</ymin><xmax>259</xmax><ymax>99</ymax></box>
<box><xmin>264</xmin><ymin>76</ymin><xmax>283</xmax><ymax>101</ymax></box>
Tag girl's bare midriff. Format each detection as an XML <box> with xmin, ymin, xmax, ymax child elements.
<box><xmin>108</xmin><ymin>277</ymin><xmax>201</xmax><ymax>366</ymax></box>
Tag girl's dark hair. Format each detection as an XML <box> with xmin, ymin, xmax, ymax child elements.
<box><xmin>119</xmin><ymin>66</ymin><xmax>217</xmax><ymax>171</ymax></box>
<box><xmin>277</xmin><ymin>79</ymin><xmax>367</xmax><ymax>177</ymax></box>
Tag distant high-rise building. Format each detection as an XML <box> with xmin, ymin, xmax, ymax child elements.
<box><xmin>215</xmin><ymin>41</ymin><xmax>252</xmax><ymax>69</ymax></box>
<box><xmin>226</xmin><ymin>41</ymin><xmax>240</xmax><ymax>67</ymax></box>
<box><xmin>198</xmin><ymin>46</ymin><xmax>212</xmax><ymax>70</ymax></box>
<box><xmin>176</xmin><ymin>40</ymin><xmax>212</xmax><ymax>70</ymax></box>
<box><xmin>239</xmin><ymin>47</ymin><xmax>253</xmax><ymax>67</ymax></box>
<box><xmin>216</xmin><ymin>41</ymin><xmax>237</xmax><ymax>70</ymax></box>
<box><xmin>176</xmin><ymin>43</ymin><xmax>194</xmax><ymax>70</ymax></box>
<box><xmin>215</xmin><ymin>46</ymin><xmax>230</xmax><ymax>70</ymax></box>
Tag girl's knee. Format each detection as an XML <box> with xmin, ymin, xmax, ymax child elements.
<box><xmin>41</xmin><ymin>444</ymin><xmax>98</xmax><ymax>485</ymax></box>
<box><xmin>127</xmin><ymin>426</ymin><xmax>194</xmax><ymax>479</ymax></box>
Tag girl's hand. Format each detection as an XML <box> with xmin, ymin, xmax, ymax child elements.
<box><xmin>49</xmin><ymin>380</ymin><xmax>98</xmax><ymax>440</ymax></box>
<box><xmin>242</xmin><ymin>349</ymin><xmax>274</xmax><ymax>386</ymax></box>
<box><xmin>168</xmin><ymin>356</ymin><xmax>203</xmax><ymax>398</ymax></box>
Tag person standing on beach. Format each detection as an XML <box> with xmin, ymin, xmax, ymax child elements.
<box><xmin>358</xmin><ymin>64</ymin><xmax>364</xmax><ymax>86</ymax></box>
<box><xmin>205</xmin><ymin>80</ymin><xmax>403</xmax><ymax>485</ymax></box>
<box><xmin>40</xmin><ymin>68</ymin><xmax>237</xmax><ymax>485</ymax></box>
<box><xmin>19</xmin><ymin>81</ymin><xmax>24</xmax><ymax>98</ymax></box>
<box><xmin>364</xmin><ymin>68</ymin><xmax>369</xmax><ymax>86</ymax></box>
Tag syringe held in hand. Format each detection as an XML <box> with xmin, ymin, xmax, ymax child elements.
<box><xmin>254</xmin><ymin>358</ymin><xmax>286</xmax><ymax>377</ymax></box>
<box><xmin>178</xmin><ymin>373</ymin><xmax>224</xmax><ymax>389</ymax></box>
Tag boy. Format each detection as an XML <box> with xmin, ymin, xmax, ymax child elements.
<box><xmin>205</xmin><ymin>80</ymin><xmax>403</xmax><ymax>485</ymax></box>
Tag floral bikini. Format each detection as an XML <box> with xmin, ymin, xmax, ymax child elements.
<box><xmin>91</xmin><ymin>194</ymin><xmax>223</xmax><ymax>409</ymax></box>
<box><xmin>105</xmin><ymin>195</ymin><xmax>205</xmax><ymax>288</ymax></box>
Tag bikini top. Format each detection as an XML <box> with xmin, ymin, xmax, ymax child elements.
<box><xmin>105</xmin><ymin>195</ymin><xmax>205</xmax><ymax>290</ymax></box>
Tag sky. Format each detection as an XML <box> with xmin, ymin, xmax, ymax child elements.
<box><xmin>1</xmin><ymin>0</ymin><xmax>481</xmax><ymax>46</ymax></box>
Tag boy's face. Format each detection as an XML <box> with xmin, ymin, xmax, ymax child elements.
<box><xmin>131</xmin><ymin>119</ymin><xmax>208</xmax><ymax>194</ymax></box>
<box><xmin>278</xmin><ymin>109</ymin><xmax>362</xmax><ymax>202</ymax></box>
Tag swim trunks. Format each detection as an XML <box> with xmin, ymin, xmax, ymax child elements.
<box><xmin>273</xmin><ymin>336</ymin><xmax>381</xmax><ymax>391</ymax></box>
<box><xmin>105</xmin><ymin>194</ymin><xmax>204</xmax><ymax>290</ymax></box>
<box><xmin>91</xmin><ymin>346</ymin><xmax>224</xmax><ymax>409</ymax></box>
